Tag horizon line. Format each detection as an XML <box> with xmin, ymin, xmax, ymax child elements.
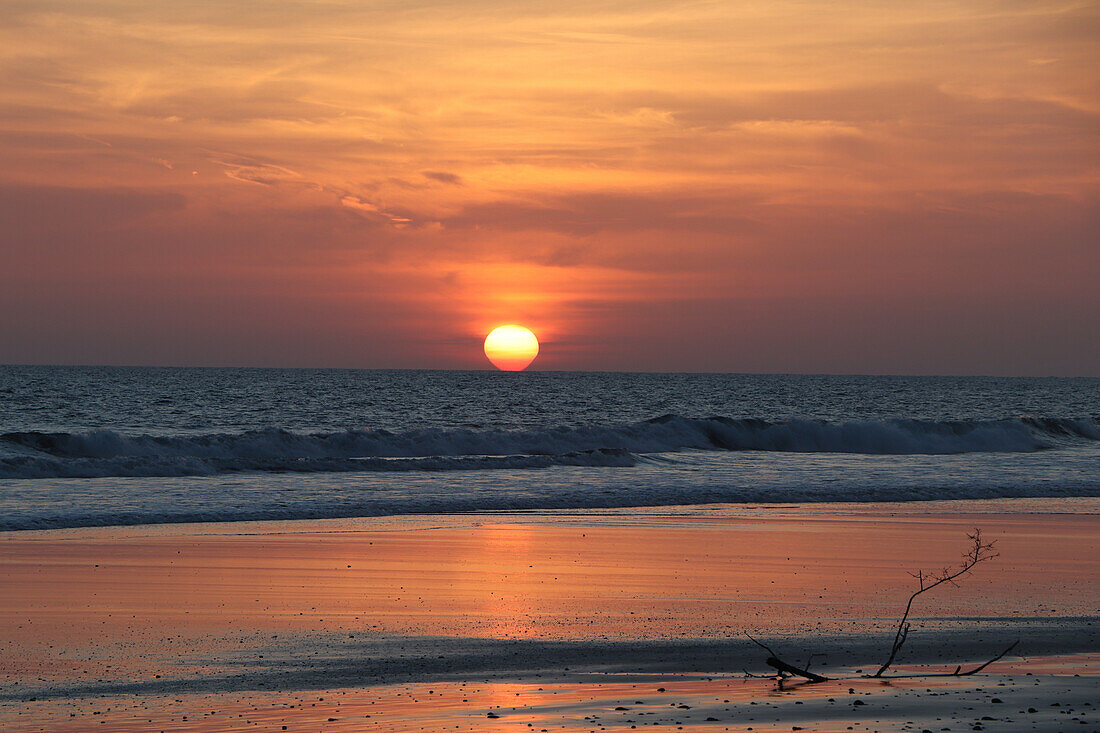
<box><xmin>1</xmin><ymin>362</ymin><xmax>1097</xmax><ymax>380</ymax></box>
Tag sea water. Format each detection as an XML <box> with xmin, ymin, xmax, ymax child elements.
<box><xmin>0</xmin><ymin>366</ymin><xmax>1097</xmax><ymax>530</ymax></box>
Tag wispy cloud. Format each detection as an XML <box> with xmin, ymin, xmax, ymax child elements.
<box><xmin>0</xmin><ymin>0</ymin><xmax>1097</xmax><ymax>372</ymax></box>
<box><xmin>422</xmin><ymin>171</ymin><xmax>463</xmax><ymax>185</ymax></box>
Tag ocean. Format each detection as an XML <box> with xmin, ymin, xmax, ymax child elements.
<box><xmin>1</xmin><ymin>365</ymin><xmax>1097</xmax><ymax>531</ymax></box>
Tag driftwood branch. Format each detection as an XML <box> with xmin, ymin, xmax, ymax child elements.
<box><xmin>872</xmin><ymin>528</ymin><xmax>998</xmax><ymax>677</ymax></box>
<box><xmin>745</xmin><ymin>633</ymin><xmax>829</xmax><ymax>682</ymax></box>
<box><xmin>875</xmin><ymin>640</ymin><xmax>1019</xmax><ymax>679</ymax></box>
<box><xmin>766</xmin><ymin>656</ymin><xmax>829</xmax><ymax>682</ymax></box>
<box><xmin>745</xmin><ymin>529</ymin><xmax>1018</xmax><ymax>685</ymax></box>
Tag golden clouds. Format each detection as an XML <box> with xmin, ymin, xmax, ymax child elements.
<box><xmin>1</xmin><ymin>1</ymin><xmax>1097</xmax><ymax>371</ymax></box>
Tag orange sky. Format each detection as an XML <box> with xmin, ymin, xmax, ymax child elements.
<box><xmin>1</xmin><ymin>0</ymin><xmax>1097</xmax><ymax>373</ymax></box>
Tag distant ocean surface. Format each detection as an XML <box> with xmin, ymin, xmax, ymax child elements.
<box><xmin>1</xmin><ymin>366</ymin><xmax>1097</xmax><ymax>531</ymax></box>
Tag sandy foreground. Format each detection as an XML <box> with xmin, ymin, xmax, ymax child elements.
<box><xmin>0</xmin><ymin>498</ymin><xmax>1096</xmax><ymax>731</ymax></box>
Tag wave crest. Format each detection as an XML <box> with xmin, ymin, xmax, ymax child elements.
<box><xmin>1</xmin><ymin>416</ymin><xmax>1095</xmax><ymax>479</ymax></box>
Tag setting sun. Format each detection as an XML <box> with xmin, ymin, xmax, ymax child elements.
<box><xmin>484</xmin><ymin>325</ymin><xmax>539</xmax><ymax>371</ymax></box>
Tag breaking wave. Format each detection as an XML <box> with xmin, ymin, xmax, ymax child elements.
<box><xmin>1</xmin><ymin>415</ymin><xmax>1096</xmax><ymax>480</ymax></box>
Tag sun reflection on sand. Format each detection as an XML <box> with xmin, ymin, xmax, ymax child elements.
<box><xmin>467</xmin><ymin>526</ymin><xmax>547</xmax><ymax>638</ymax></box>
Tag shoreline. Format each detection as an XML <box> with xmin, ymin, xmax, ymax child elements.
<box><xmin>3</xmin><ymin>495</ymin><xmax>1098</xmax><ymax>539</ymax></box>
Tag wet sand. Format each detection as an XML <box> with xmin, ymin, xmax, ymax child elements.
<box><xmin>0</xmin><ymin>499</ymin><xmax>1097</xmax><ymax>731</ymax></box>
<box><xmin>3</xmin><ymin>665</ymin><xmax>1097</xmax><ymax>732</ymax></box>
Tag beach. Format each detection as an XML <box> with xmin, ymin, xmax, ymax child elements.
<box><xmin>5</xmin><ymin>0</ymin><xmax>1100</xmax><ymax>724</ymax></box>
<box><xmin>2</xmin><ymin>499</ymin><xmax>1096</xmax><ymax>731</ymax></box>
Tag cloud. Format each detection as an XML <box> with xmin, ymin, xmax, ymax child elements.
<box><xmin>422</xmin><ymin>171</ymin><xmax>463</xmax><ymax>185</ymax></box>
<box><xmin>441</xmin><ymin>192</ymin><xmax>761</xmax><ymax>236</ymax></box>
<box><xmin>338</xmin><ymin>195</ymin><xmax>415</xmax><ymax>227</ymax></box>
<box><xmin>122</xmin><ymin>82</ymin><xmax>337</xmax><ymax>125</ymax></box>
<box><xmin>0</xmin><ymin>0</ymin><xmax>1097</xmax><ymax>373</ymax></box>
<box><xmin>206</xmin><ymin>153</ymin><xmax>301</xmax><ymax>187</ymax></box>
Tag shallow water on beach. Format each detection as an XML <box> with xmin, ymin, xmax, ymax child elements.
<box><xmin>1</xmin><ymin>505</ymin><xmax>1097</xmax><ymax>732</ymax></box>
<box><xmin>1</xmin><ymin>367</ymin><xmax>1097</xmax><ymax>530</ymax></box>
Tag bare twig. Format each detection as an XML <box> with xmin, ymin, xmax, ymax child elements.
<box><xmin>745</xmin><ymin>530</ymin><xmax>1013</xmax><ymax>686</ymax></box>
<box><xmin>955</xmin><ymin>640</ymin><xmax>1019</xmax><ymax>676</ymax></box>
<box><xmin>872</xmin><ymin>529</ymin><xmax>998</xmax><ymax>677</ymax></box>
<box><xmin>875</xmin><ymin>640</ymin><xmax>1019</xmax><ymax>679</ymax></box>
<box><xmin>803</xmin><ymin>652</ymin><xmax>826</xmax><ymax>672</ymax></box>
<box><xmin>744</xmin><ymin>632</ymin><xmax>779</xmax><ymax>659</ymax></box>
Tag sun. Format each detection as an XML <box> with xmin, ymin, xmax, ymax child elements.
<box><xmin>484</xmin><ymin>325</ymin><xmax>539</xmax><ymax>371</ymax></box>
